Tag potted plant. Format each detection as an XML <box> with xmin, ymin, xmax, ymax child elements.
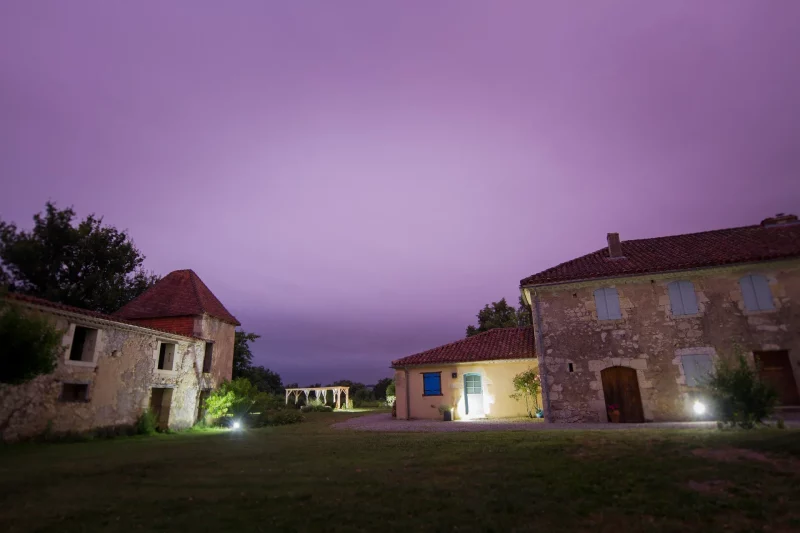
<box><xmin>438</xmin><ymin>404</ymin><xmax>452</xmax><ymax>421</ymax></box>
<box><xmin>607</xmin><ymin>404</ymin><xmax>621</xmax><ymax>423</ymax></box>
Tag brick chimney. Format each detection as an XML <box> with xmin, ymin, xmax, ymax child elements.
<box><xmin>760</xmin><ymin>213</ymin><xmax>799</xmax><ymax>227</ymax></box>
<box><xmin>607</xmin><ymin>232</ymin><xmax>623</xmax><ymax>258</ymax></box>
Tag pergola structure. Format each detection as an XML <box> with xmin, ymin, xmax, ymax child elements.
<box><xmin>285</xmin><ymin>386</ymin><xmax>350</xmax><ymax>409</ymax></box>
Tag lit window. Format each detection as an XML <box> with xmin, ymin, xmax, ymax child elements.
<box><xmin>681</xmin><ymin>354</ymin><xmax>713</xmax><ymax>387</ymax></box>
<box><xmin>422</xmin><ymin>373</ymin><xmax>442</xmax><ymax>396</ymax></box>
<box><xmin>594</xmin><ymin>287</ymin><xmax>622</xmax><ymax>320</ymax></box>
<box><xmin>739</xmin><ymin>274</ymin><xmax>774</xmax><ymax>311</ymax></box>
<box><xmin>668</xmin><ymin>280</ymin><xmax>699</xmax><ymax>316</ymax></box>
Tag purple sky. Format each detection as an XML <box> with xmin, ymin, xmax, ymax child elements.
<box><xmin>2</xmin><ymin>1</ymin><xmax>800</xmax><ymax>385</ymax></box>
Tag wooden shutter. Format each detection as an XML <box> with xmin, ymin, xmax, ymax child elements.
<box><xmin>739</xmin><ymin>275</ymin><xmax>759</xmax><ymax>311</ymax></box>
<box><xmin>682</xmin><ymin>354</ymin><xmax>712</xmax><ymax>386</ymax></box>
<box><xmin>594</xmin><ymin>288</ymin><xmax>609</xmax><ymax>320</ymax></box>
<box><xmin>679</xmin><ymin>281</ymin><xmax>699</xmax><ymax>314</ymax></box>
<box><xmin>751</xmin><ymin>275</ymin><xmax>774</xmax><ymax>310</ymax></box>
<box><xmin>604</xmin><ymin>288</ymin><xmax>622</xmax><ymax>319</ymax></box>
<box><xmin>667</xmin><ymin>282</ymin><xmax>684</xmax><ymax>315</ymax></box>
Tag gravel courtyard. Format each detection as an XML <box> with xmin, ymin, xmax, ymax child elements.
<box><xmin>333</xmin><ymin>412</ymin><xmax>728</xmax><ymax>432</ymax></box>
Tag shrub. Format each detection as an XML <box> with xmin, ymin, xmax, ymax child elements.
<box><xmin>386</xmin><ymin>381</ymin><xmax>395</xmax><ymax>397</ymax></box>
<box><xmin>0</xmin><ymin>300</ymin><xmax>63</xmax><ymax>384</ymax></box>
<box><xmin>135</xmin><ymin>410</ymin><xmax>158</xmax><ymax>435</ymax></box>
<box><xmin>267</xmin><ymin>411</ymin><xmax>304</xmax><ymax>425</ymax></box>
<box><xmin>509</xmin><ymin>368</ymin><xmax>541</xmax><ymax>418</ymax></box>
<box><xmin>706</xmin><ymin>351</ymin><xmax>778</xmax><ymax>429</ymax></box>
<box><xmin>385</xmin><ymin>395</ymin><xmax>396</xmax><ymax>407</ymax></box>
<box><xmin>300</xmin><ymin>404</ymin><xmax>333</xmax><ymax>413</ymax></box>
<box><xmin>205</xmin><ymin>378</ymin><xmax>260</xmax><ymax>424</ymax></box>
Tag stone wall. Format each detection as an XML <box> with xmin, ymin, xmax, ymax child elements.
<box><xmin>194</xmin><ymin>314</ymin><xmax>236</xmax><ymax>382</ymax></box>
<box><xmin>0</xmin><ymin>304</ymin><xmax>222</xmax><ymax>441</ymax></box>
<box><xmin>526</xmin><ymin>259</ymin><xmax>800</xmax><ymax>422</ymax></box>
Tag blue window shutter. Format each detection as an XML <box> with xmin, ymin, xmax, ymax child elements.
<box><xmin>679</xmin><ymin>281</ymin><xmax>699</xmax><ymax>315</ymax></box>
<box><xmin>668</xmin><ymin>281</ymin><xmax>685</xmax><ymax>315</ymax></box>
<box><xmin>604</xmin><ymin>288</ymin><xmax>622</xmax><ymax>319</ymax></box>
<box><xmin>739</xmin><ymin>275</ymin><xmax>759</xmax><ymax>311</ymax></box>
<box><xmin>682</xmin><ymin>354</ymin><xmax>712</xmax><ymax>386</ymax></box>
<box><xmin>594</xmin><ymin>288</ymin><xmax>609</xmax><ymax>320</ymax></box>
<box><xmin>423</xmin><ymin>373</ymin><xmax>441</xmax><ymax>395</ymax></box>
<box><xmin>751</xmin><ymin>275</ymin><xmax>774</xmax><ymax>310</ymax></box>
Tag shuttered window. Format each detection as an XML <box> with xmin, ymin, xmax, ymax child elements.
<box><xmin>668</xmin><ymin>281</ymin><xmax>699</xmax><ymax>316</ymax></box>
<box><xmin>594</xmin><ymin>287</ymin><xmax>622</xmax><ymax>320</ymax></box>
<box><xmin>464</xmin><ymin>375</ymin><xmax>482</xmax><ymax>394</ymax></box>
<box><xmin>681</xmin><ymin>354</ymin><xmax>714</xmax><ymax>387</ymax></box>
<box><xmin>422</xmin><ymin>373</ymin><xmax>442</xmax><ymax>396</ymax></box>
<box><xmin>739</xmin><ymin>274</ymin><xmax>774</xmax><ymax>311</ymax></box>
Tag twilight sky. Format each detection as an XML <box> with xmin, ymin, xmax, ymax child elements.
<box><xmin>2</xmin><ymin>1</ymin><xmax>800</xmax><ymax>385</ymax></box>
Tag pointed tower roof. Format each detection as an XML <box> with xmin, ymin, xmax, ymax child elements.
<box><xmin>116</xmin><ymin>269</ymin><xmax>240</xmax><ymax>325</ymax></box>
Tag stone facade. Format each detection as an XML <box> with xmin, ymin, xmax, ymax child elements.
<box><xmin>0</xmin><ymin>302</ymin><xmax>235</xmax><ymax>441</ymax></box>
<box><xmin>523</xmin><ymin>259</ymin><xmax>800</xmax><ymax>422</ymax></box>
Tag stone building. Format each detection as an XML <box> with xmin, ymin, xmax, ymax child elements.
<box><xmin>520</xmin><ymin>213</ymin><xmax>800</xmax><ymax>423</ymax></box>
<box><xmin>0</xmin><ymin>269</ymin><xmax>239</xmax><ymax>441</ymax></box>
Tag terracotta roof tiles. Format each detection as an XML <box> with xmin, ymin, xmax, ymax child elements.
<box><xmin>392</xmin><ymin>327</ymin><xmax>535</xmax><ymax>367</ymax></box>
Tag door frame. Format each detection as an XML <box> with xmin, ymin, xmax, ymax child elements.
<box><xmin>463</xmin><ymin>372</ymin><xmax>483</xmax><ymax>416</ymax></box>
<box><xmin>600</xmin><ymin>366</ymin><xmax>645</xmax><ymax>423</ymax></box>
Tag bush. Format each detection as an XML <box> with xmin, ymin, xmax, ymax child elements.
<box><xmin>509</xmin><ymin>368</ymin><xmax>541</xmax><ymax>418</ymax></box>
<box><xmin>385</xmin><ymin>395</ymin><xmax>396</xmax><ymax>407</ymax></box>
<box><xmin>706</xmin><ymin>351</ymin><xmax>778</xmax><ymax>429</ymax></box>
<box><xmin>135</xmin><ymin>410</ymin><xmax>158</xmax><ymax>435</ymax></box>
<box><xmin>300</xmin><ymin>404</ymin><xmax>333</xmax><ymax>413</ymax></box>
<box><xmin>266</xmin><ymin>411</ymin><xmax>305</xmax><ymax>425</ymax></box>
<box><xmin>205</xmin><ymin>378</ymin><xmax>261</xmax><ymax>424</ymax></box>
<box><xmin>0</xmin><ymin>300</ymin><xmax>63</xmax><ymax>384</ymax></box>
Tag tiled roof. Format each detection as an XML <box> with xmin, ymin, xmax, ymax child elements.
<box><xmin>116</xmin><ymin>269</ymin><xmax>240</xmax><ymax>325</ymax></box>
<box><xmin>520</xmin><ymin>221</ymin><xmax>800</xmax><ymax>286</ymax></box>
<box><xmin>5</xmin><ymin>293</ymin><xmax>197</xmax><ymax>339</ymax></box>
<box><xmin>392</xmin><ymin>327</ymin><xmax>535</xmax><ymax>367</ymax></box>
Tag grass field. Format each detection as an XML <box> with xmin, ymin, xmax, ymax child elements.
<box><xmin>1</xmin><ymin>412</ymin><xmax>799</xmax><ymax>532</ymax></box>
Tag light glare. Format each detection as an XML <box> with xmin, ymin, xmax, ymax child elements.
<box><xmin>232</xmin><ymin>421</ymin><xmax>241</xmax><ymax>430</ymax></box>
<box><xmin>693</xmin><ymin>401</ymin><xmax>706</xmax><ymax>415</ymax></box>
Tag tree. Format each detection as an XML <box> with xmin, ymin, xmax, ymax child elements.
<box><xmin>509</xmin><ymin>368</ymin><xmax>542</xmax><ymax>418</ymax></box>
<box><xmin>0</xmin><ymin>202</ymin><xmax>159</xmax><ymax>313</ymax></box>
<box><xmin>232</xmin><ymin>330</ymin><xmax>260</xmax><ymax>378</ymax></box>
<box><xmin>466</xmin><ymin>296</ymin><xmax>532</xmax><ymax>336</ymax></box>
<box><xmin>373</xmin><ymin>377</ymin><xmax>393</xmax><ymax>400</ymax></box>
<box><xmin>0</xmin><ymin>299</ymin><xmax>64</xmax><ymax>384</ymax></box>
<box><xmin>706</xmin><ymin>349</ymin><xmax>778</xmax><ymax>429</ymax></box>
<box><xmin>231</xmin><ymin>330</ymin><xmax>283</xmax><ymax>394</ymax></box>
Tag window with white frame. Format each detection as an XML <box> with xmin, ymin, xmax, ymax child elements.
<box><xmin>68</xmin><ymin>326</ymin><xmax>99</xmax><ymax>363</ymax></box>
<box><xmin>667</xmin><ymin>280</ymin><xmax>699</xmax><ymax>316</ymax></box>
<box><xmin>739</xmin><ymin>274</ymin><xmax>775</xmax><ymax>311</ymax></box>
<box><xmin>594</xmin><ymin>287</ymin><xmax>622</xmax><ymax>320</ymax></box>
<box><xmin>681</xmin><ymin>354</ymin><xmax>713</xmax><ymax>387</ymax></box>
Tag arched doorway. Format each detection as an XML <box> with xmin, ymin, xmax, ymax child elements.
<box><xmin>601</xmin><ymin>366</ymin><xmax>644</xmax><ymax>423</ymax></box>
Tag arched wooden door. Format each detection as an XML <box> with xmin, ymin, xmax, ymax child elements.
<box><xmin>601</xmin><ymin>366</ymin><xmax>644</xmax><ymax>423</ymax></box>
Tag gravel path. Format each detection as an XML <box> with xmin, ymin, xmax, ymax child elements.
<box><xmin>332</xmin><ymin>413</ymin><xmax>729</xmax><ymax>432</ymax></box>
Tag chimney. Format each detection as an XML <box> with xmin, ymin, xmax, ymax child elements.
<box><xmin>760</xmin><ymin>213</ymin><xmax>798</xmax><ymax>227</ymax></box>
<box><xmin>607</xmin><ymin>232</ymin><xmax>623</xmax><ymax>258</ymax></box>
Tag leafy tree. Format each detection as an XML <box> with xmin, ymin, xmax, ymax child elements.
<box><xmin>509</xmin><ymin>368</ymin><xmax>542</xmax><ymax>418</ymax></box>
<box><xmin>0</xmin><ymin>202</ymin><xmax>159</xmax><ymax>313</ymax></box>
<box><xmin>386</xmin><ymin>380</ymin><xmax>396</xmax><ymax>397</ymax></box>
<box><xmin>205</xmin><ymin>378</ymin><xmax>262</xmax><ymax>423</ymax></box>
<box><xmin>706</xmin><ymin>349</ymin><xmax>778</xmax><ymax>429</ymax></box>
<box><xmin>331</xmin><ymin>379</ymin><xmax>366</xmax><ymax>398</ymax></box>
<box><xmin>466</xmin><ymin>296</ymin><xmax>532</xmax><ymax>336</ymax></box>
<box><xmin>373</xmin><ymin>377</ymin><xmax>393</xmax><ymax>400</ymax></box>
<box><xmin>232</xmin><ymin>330</ymin><xmax>260</xmax><ymax>378</ymax></box>
<box><xmin>231</xmin><ymin>330</ymin><xmax>283</xmax><ymax>394</ymax></box>
<box><xmin>0</xmin><ymin>299</ymin><xmax>64</xmax><ymax>384</ymax></box>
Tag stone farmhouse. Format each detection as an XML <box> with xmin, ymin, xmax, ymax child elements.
<box><xmin>1</xmin><ymin>269</ymin><xmax>239</xmax><ymax>441</ymax></box>
<box><xmin>394</xmin><ymin>213</ymin><xmax>800</xmax><ymax>423</ymax></box>
<box><xmin>520</xmin><ymin>213</ymin><xmax>800</xmax><ymax>423</ymax></box>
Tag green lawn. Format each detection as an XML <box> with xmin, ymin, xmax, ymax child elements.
<box><xmin>1</xmin><ymin>412</ymin><xmax>799</xmax><ymax>532</ymax></box>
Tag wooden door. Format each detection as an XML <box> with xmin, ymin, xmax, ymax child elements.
<box><xmin>601</xmin><ymin>366</ymin><xmax>645</xmax><ymax>423</ymax></box>
<box><xmin>754</xmin><ymin>351</ymin><xmax>800</xmax><ymax>405</ymax></box>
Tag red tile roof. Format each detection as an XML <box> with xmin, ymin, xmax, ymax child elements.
<box><xmin>392</xmin><ymin>327</ymin><xmax>535</xmax><ymax>367</ymax></box>
<box><xmin>5</xmin><ymin>293</ymin><xmax>198</xmax><ymax>339</ymax></box>
<box><xmin>116</xmin><ymin>269</ymin><xmax>240</xmax><ymax>325</ymax></box>
<box><xmin>520</xmin><ymin>221</ymin><xmax>800</xmax><ymax>286</ymax></box>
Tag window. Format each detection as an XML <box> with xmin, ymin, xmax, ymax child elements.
<box><xmin>68</xmin><ymin>326</ymin><xmax>98</xmax><ymax>362</ymax></box>
<box><xmin>739</xmin><ymin>274</ymin><xmax>774</xmax><ymax>311</ymax></box>
<box><xmin>464</xmin><ymin>374</ymin><xmax>482</xmax><ymax>394</ymax></box>
<box><xmin>568</xmin><ymin>363</ymin><xmax>574</xmax><ymax>373</ymax></box>
<box><xmin>422</xmin><ymin>372</ymin><xmax>442</xmax><ymax>396</ymax></box>
<box><xmin>594</xmin><ymin>287</ymin><xmax>622</xmax><ymax>320</ymax></box>
<box><xmin>157</xmin><ymin>343</ymin><xmax>176</xmax><ymax>371</ymax></box>
<box><xmin>681</xmin><ymin>354</ymin><xmax>713</xmax><ymax>387</ymax></box>
<box><xmin>61</xmin><ymin>383</ymin><xmax>89</xmax><ymax>402</ymax></box>
<box><xmin>668</xmin><ymin>280</ymin><xmax>699</xmax><ymax>316</ymax></box>
<box><xmin>202</xmin><ymin>342</ymin><xmax>213</xmax><ymax>373</ymax></box>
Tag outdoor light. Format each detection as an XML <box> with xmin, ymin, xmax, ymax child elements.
<box><xmin>232</xmin><ymin>421</ymin><xmax>241</xmax><ymax>430</ymax></box>
<box><xmin>693</xmin><ymin>401</ymin><xmax>706</xmax><ymax>415</ymax></box>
